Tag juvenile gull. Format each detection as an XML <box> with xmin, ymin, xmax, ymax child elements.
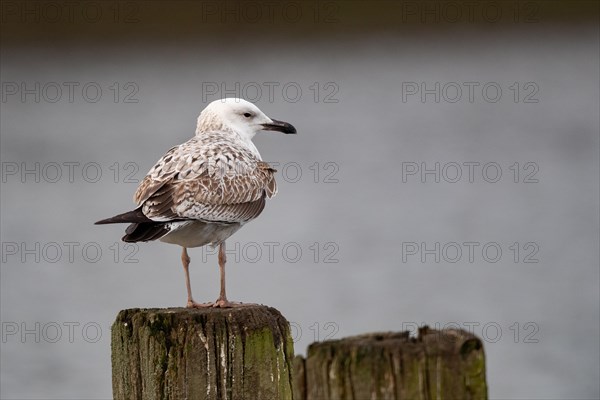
<box><xmin>96</xmin><ymin>98</ymin><xmax>296</xmax><ymax>308</ymax></box>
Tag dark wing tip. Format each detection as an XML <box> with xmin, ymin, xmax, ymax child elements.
<box><xmin>94</xmin><ymin>208</ymin><xmax>153</xmax><ymax>225</ymax></box>
<box><xmin>95</xmin><ymin>217</ymin><xmax>117</xmax><ymax>225</ymax></box>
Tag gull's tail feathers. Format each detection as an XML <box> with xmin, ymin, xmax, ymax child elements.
<box><xmin>122</xmin><ymin>221</ymin><xmax>171</xmax><ymax>242</ymax></box>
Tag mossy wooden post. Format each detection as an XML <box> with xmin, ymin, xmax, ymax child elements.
<box><xmin>111</xmin><ymin>305</ymin><xmax>295</xmax><ymax>400</ymax></box>
<box><xmin>294</xmin><ymin>327</ymin><xmax>487</xmax><ymax>400</ymax></box>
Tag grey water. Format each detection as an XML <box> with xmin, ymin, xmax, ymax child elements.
<box><xmin>1</xmin><ymin>26</ymin><xmax>598</xmax><ymax>399</ymax></box>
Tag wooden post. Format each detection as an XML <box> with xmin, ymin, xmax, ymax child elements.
<box><xmin>294</xmin><ymin>327</ymin><xmax>487</xmax><ymax>400</ymax></box>
<box><xmin>111</xmin><ymin>305</ymin><xmax>295</xmax><ymax>400</ymax></box>
<box><xmin>112</xmin><ymin>308</ymin><xmax>487</xmax><ymax>400</ymax></box>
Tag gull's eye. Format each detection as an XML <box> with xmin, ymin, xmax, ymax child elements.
<box><xmin>243</xmin><ymin>112</ymin><xmax>252</xmax><ymax>118</ymax></box>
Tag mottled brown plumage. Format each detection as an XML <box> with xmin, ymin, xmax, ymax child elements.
<box><xmin>135</xmin><ymin>133</ymin><xmax>277</xmax><ymax>224</ymax></box>
<box><xmin>95</xmin><ymin>98</ymin><xmax>296</xmax><ymax>308</ymax></box>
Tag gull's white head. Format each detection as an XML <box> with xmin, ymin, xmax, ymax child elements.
<box><xmin>196</xmin><ymin>98</ymin><xmax>296</xmax><ymax>141</ymax></box>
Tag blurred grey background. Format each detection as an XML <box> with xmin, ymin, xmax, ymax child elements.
<box><xmin>1</xmin><ymin>1</ymin><xmax>598</xmax><ymax>399</ymax></box>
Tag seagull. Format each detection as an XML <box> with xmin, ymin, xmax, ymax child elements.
<box><xmin>95</xmin><ymin>98</ymin><xmax>296</xmax><ymax>308</ymax></box>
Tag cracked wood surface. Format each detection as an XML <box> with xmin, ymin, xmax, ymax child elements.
<box><xmin>111</xmin><ymin>305</ymin><xmax>294</xmax><ymax>400</ymax></box>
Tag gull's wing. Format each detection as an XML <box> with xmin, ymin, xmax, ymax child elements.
<box><xmin>134</xmin><ymin>133</ymin><xmax>277</xmax><ymax>224</ymax></box>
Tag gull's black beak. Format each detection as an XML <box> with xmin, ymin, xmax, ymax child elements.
<box><xmin>262</xmin><ymin>119</ymin><xmax>297</xmax><ymax>134</ymax></box>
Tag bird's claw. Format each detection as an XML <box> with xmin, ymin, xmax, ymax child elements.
<box><xmin>186</xmin><ymin>300</ymin><xmax>213</xmax><ymax>308</ymax></box>
<box><xmin>185</xmin><ymin>298</ymin><xmax>248</xmax><ymax>308</ymax></box>
<box><xmin>212</xmin><ymin>298</ymin><xmax>242</xmax><ymax>308</ymax></box>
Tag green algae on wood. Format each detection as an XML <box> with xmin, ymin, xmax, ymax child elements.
<box><xmin>111</xmin><ymin>305</ymin><xmax>294</xmax><ymax>400</ymax></box>
<box><xmin>296</xmin><ymin>328</ymin><xmax>487</xmax><ymax>400</ymax></box>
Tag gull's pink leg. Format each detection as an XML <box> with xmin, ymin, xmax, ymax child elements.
<box><xmin>212</xmin><ymin>242</ymin><xmax>246</xmax><ymax>308</ymax></box>
<box><xmin>181</xmin><ymin>247</ymin><xmax>211</xmax><ymax>308</ymax></box>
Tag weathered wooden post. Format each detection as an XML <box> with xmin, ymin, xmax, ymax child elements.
<box><xmin>111</xmin><ymin>305</ymin><xmax>295</xmax><ymax>400</ymax></box>
<box><xmin>294</xmin><ymin>327</ymin><xmax>487</xmax><ymax>400</ymax></box>
<box><xmin>112</xmin><ymin>308</ymin><xmax>487</xmax><ymax>400</ymax></box>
